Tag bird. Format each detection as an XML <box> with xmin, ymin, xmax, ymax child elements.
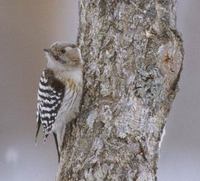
<box><xmin>35</xmin><ymin>42</ymin><xmax>83</xmax><ymax>161</ymax></box>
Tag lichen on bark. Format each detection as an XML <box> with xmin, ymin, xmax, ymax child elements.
<box><xmin>57</xmin><ymin>0</ymin><xmax>183</xmax><ymax>180</ymax></box>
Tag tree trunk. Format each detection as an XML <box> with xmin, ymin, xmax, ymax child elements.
<box><xmin>57</xmin><ymin>0</ymin><xmax>183</xmax><ymax>180</ymax></box>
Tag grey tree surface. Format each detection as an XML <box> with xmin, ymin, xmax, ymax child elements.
<box><xmin>57</xmin><ymin>0</ymin><xmax>183</xmax><ymax>180</ymax></box>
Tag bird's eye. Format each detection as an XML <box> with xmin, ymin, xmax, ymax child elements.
<box><xmin>61</xmin><ymin>49</ymin><xmax>66</xmax><ymax>54</ymax></box>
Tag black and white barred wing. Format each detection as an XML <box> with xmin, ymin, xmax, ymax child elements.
<box><xmin>35</xmin><ymin>69</ymin><xmax>65</xmax><ymax>141</ymax></box>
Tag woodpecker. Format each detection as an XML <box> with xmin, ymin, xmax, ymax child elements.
<box><xmin>35</xmin><ymin>42</ymin><xmax>83</xmax><ymax>161</ymax></box>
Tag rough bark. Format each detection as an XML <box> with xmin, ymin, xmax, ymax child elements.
<box><xmin>57</xmin><ymin>0</ymin><xmax>183</xmax><ymax>180</ymax></box>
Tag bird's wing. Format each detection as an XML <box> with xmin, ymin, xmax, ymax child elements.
<box><xmin>35</xmin><ymin>69</ymin><xmax>65</xmax><ymax>141</ymax></box>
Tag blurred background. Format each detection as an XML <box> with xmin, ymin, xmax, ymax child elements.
<box><xmin>0</xmin><ymin>0</ymin><xmax>199</xmax><ymax>181</ymax></box>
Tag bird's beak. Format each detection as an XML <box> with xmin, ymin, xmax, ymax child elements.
<box><xmin>43</xmin><ymin>48</ymin><xmax>50</xmax><ymax>53</ymax></box>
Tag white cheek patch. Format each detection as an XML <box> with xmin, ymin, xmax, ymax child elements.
<box><xmin>65</xmin><ymin>47</ymin><xmax>72</xmax><ymax>52</ymax></box>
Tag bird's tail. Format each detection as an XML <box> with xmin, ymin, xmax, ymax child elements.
<box><xmin>53</xmin><ymin>132</ymin><xmax>60</xmax><ymax>162</ymax></box>
<box><xmin>35</xmin><ymin>120</ymin><xmax>41</xmax><ymax>145</ymax></box>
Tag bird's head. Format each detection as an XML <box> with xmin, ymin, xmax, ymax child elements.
<box><xmin>44</xmin><ymin>42</ymin><xmax>83</xmax><ymax>70</ymax></box>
